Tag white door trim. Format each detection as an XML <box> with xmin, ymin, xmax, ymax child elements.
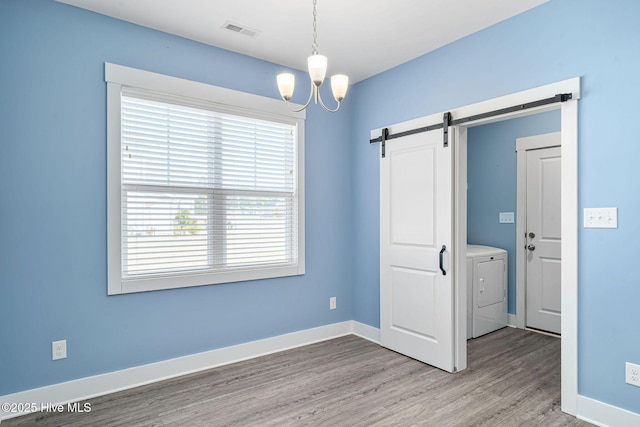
<box><xmin>515</xmin><ymin>132</ymin><xmax>562</xmax><ymax>331</ymax></box>
<box><xmin>560</xmin><ymin>96</ymin><xmax>579</xmax><ymax>415</ymax></box>
<box><xmin>455</xmin><ymin>79</ymin><xmax>579</xmax><ymax>416</ymax></box>
<box><xmin>372</xmin><ymin>76</ymin><xmax>580</xmax><ymax>415</ymax></box>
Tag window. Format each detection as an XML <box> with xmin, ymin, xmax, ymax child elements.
<box><xmin>106</xmin><ymin>64</ymin><xmax>305</xmax><ymax>294</ymax></box>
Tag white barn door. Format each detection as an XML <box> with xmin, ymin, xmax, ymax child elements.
<box><xmin>380</xmin><ymin>129</ymin><xmax>454</xmax><ymax>372</ymax></box>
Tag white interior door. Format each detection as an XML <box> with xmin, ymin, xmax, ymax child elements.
<box><xmin>380</xmin><ymin>129</ymin><xmax>454</xmax><ymax>372</ymax></box>
<box><xmin>525</xmin><ymin>140</ymin><xmax>561</xmax><ymax>334</ymax></box>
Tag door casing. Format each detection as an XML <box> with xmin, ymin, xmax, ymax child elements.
<box><xmin>453</xmin><ymin>79</ymin><xmax>579</xmax><ymax>416</ymax></box>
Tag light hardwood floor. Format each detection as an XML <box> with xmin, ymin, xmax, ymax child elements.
<box><xmin>5</xmin><ymin>327</ymin><xmax>592</xmax><ymax>426</ymax></box>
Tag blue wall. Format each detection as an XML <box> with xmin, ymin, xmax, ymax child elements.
<box><xmin>351</xmin><ymin>0</ymin><xmax>640</xmax><ymax>414</ymax></box>
<box><xmin>467</xmin><ymin>110</ymin><xmax>561</xmax><ymax>314</ymax></box>
<box><xmin>0</xmin><ymin>0</ymin><xmax>353</xmax><ymax>395</ymax></box>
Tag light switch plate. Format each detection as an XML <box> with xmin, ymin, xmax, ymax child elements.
<box><xmin>584</xmin><ymin>208</ymin><xmax>618</xmax><ymax>228</ymax></box>
<box><xmin>499</xmin><ymin>212</ymin><xmax>514</xmax><ymax>224</ymax></box>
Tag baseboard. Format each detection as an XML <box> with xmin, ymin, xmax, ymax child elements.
<box><xmin>351</xmin><ymin>321</ymin><xmax>380</xmax><ymax>343</ymax></box>
<box><xmin>507</xmin><ymin>314</ymin><xmax>518</xmax><ymax>328</ymax></box>
<box><xmin>576</xmin><ymin>395</ymin><xmax>640</xmax><ymax>427</ymax></box>
<box><xmin>0</xmin><ymin>321</ymin><xmax>357</xmax><ymax>421</ymax></box>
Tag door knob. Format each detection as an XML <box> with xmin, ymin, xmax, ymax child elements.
<box><xmin>528</xmin><ymin>232</ymin><xmax>535</xmax><ymax>238</ymax></box>
<box><xmin>527</xmin><ymin>244</ymin><xmax>536</xmax><ymax>251</ymax></box>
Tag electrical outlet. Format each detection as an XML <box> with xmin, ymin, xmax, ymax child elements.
<box><xmin>329</xmin><ymin>297</ymin><xmax>337</xmax><ymax>310</ymax></box>
<box><xmin>626</xmin><ymin>362</ymin><xmax>640</xmax><ymax>387</ymax></box>
<box><xmin>52</xmin><ymin>340</ymin><xmax>67</xmax><ymax>360</ymax></box>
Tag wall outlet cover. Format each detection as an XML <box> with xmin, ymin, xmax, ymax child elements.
<box><xmin>52</xmin><ymin>340</ymin><xmax>67</xmax><ymax>360</ymax></box>
<box><xmin>626</xmin><ymin>362</ymin><xmax>640</xmax><ymax>387</ymax></box>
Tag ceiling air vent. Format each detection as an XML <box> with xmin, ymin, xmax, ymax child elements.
<box><xmin>222</xmin><ymin>21</ymin><xmax>260</xmax><ymax>38</ymax></box>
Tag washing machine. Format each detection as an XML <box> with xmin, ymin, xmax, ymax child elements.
<box><xmin>467</xmin><ymin>245</ymin><xmax>508</xmax><ymax>339</ymax></box>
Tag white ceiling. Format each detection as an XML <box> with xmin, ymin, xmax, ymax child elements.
<box><xmin>57</xmin><ymin>0</ymin><xmax>548</xmax><ymax>83</ymax></box>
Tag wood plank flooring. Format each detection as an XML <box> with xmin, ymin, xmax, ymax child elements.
<box><xmin>4</xmin><ymin>327</ymin><xmax>592</xmax><ymax>426</ymax></box>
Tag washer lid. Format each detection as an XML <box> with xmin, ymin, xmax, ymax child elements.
<box><xmin>467</xmin><ymin>244</ymin><xmax>507</xmax><ymax>258</ymax></box>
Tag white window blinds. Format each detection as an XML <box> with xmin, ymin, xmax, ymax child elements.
<box><xmin>120</xmin><ymin>88</ymin><xmax>298</xmax><ymax>280</ymax></box>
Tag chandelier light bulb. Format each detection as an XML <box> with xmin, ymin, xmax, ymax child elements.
<box><xmin>330</xmin><ymin>74</ymin><xmax>349</xmax><ymax>102</ymax></box>
<box><xmin>307</xmin><ymin>54</ymin><xmax>328</xmax><ymax>86</ymax></box>
<box><xmin>277</xmin><ymin>73</ymin><xmax>295</xmax><ymax>100</ymax></box>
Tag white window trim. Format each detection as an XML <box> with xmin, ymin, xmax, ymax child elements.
<box><xmin>106</xmin><ymin>63</ymin><xmax>306</xmax><ymax>295</ymax></box>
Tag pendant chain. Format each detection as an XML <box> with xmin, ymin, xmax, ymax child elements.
<box><xmin>312</xmin><ymin>0</ymin><xmax>318</xmax><ymax>55</ymax></box>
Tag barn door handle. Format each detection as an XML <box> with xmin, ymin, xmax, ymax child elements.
<box><xmin>439</xmin><ymin>245</ymin><xmax>447</xmax><ymax>275</ymax></box>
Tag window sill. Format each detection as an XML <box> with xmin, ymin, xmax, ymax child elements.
<box><xmin>108</xmin><ymin>264</ymin><xmax>305</xmax><ymax>295</ymax></box>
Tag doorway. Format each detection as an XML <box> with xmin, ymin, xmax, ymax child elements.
<box><xmin>452</xmin><ymin>79</ymin><xmax>579</xmax><ymax>415</ymax></box>
<box><xmin>373</xmin><ymin>77</ymin><xmax>579</xmax><ymax>415</ymax></box>
<box><xmin>464</xmin><ymin>112</ymin><xmax>561</xmax><ymax>335</ymax></box>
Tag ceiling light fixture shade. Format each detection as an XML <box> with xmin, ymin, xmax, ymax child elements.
<box><xmin>277</xmin><ymin>73</ymin><xmax>295</xmax><ymax>100</ymax></box>
<box><xmin>307</xmin><ymin>54</ymin><xmax>327</xmax><ymax>86</ymax></box>
<box><xmin>276</xmin><ymin>0</ymin><xmax>348</xmax><ymax>113</ymax></box>
<box><xmin>330</xmin><ymin>74</ymin><xmax>349</xmax><ymax>102</ymax></box>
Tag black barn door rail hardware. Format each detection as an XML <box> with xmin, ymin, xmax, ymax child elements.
<box><xmin>370</xmin><ymin>93</ymin><xmax>572</xmax><ymax>158</ymax></box>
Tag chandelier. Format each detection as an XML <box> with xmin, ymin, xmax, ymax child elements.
<box><xmin>276</xmin><ymin>0</ymin><xmax>349</xmax><ymax>113</ymax></box>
